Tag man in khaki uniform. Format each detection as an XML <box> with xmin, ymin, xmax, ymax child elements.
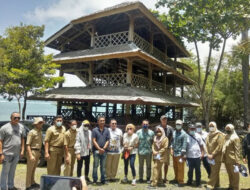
<box><xmin>206</xmin><ymin>122</ymin><xmax>225</xmax><ymax>190</ymax></box>
<box><xmin>222</xmin><ymin>124</ymin><xmax>241</xmax><ymax>190</ymax></box>
<box><xmin>64</xmin><ymin>120</ymin><xmax>77</xmax><ymax>176</ymax></box>
<box><xmin>25</xmin><ymin>117</ymin><xmax>44</xmax><ymax>190</ymax></box>
<box><xmin>45</xmin><ymin>115</ymin><xmax>66</xmax><ymax>175</ymax></box>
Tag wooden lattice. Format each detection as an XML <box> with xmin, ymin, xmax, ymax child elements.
<box><xmin>94</xmin><ymin>31</ymin><xmax>129</xmax><ymax>48</ymax></box>
<box><xmin>131</xmin><ymin>74</ymin><xmax>150</xmax><ymax>89</ymax></box>
<box><xmin>93</xmin><ymin>73</ymin><xmax>127</xmax><ymax>86</ymax></box>
<box><xmin>134</xmin><ymin>33</ymin><xmax>152</xmax><ymax>53</ymax></box>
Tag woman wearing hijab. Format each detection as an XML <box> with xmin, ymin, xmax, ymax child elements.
<box><xmin>206</xmin><ymin>122</ymin><xmax>225</xmax><ymax>190</ymax></box>
<box><xmin>148</xmin><ymin>126</ymin><xmax>168</xmax><ymax>188</ymax></box>
<box><xmin>222</xmin><ymin>124</ymin><xmax>241</xmax><ymax>190</ymax></box>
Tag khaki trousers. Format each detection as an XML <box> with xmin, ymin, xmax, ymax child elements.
<box><xmin>47</xmin><ymin>149</ymin><xmax>64</xmax><ymax>175</ymax></box>
<box><xmin>207</xmin><ymin>162</ymin><xmax>221</xmax><ymax>189</ymax></box>
<box><xmin>151</xmin><ymin>160</ymin><xmax>163</xmax><ymax>186</ymax></box>
<box><xmin>225</xmin><ymin>163</ymin><xmax>239</xmax><ymax>190</ymax></box>
<box><xmin>173</xmin><ymin>156</ymin><xmax>185</xmax><ymax>184</ymax></box>
<box><xmin>26</xmin><ymin>150</ymin><xmax>41</xmax><ymax>188</ymax></box>
<box><xmin>105</xmin><ymin>153</ymin><xmax>120</xmax><ymax>179</ymax></box>
<box><xmin>64</xmin><ymin>149</ymin><xmax>76</xmax><ymax>176</ymax></box>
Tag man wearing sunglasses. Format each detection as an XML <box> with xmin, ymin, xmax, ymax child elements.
<box><xmin>0</xmin><ymin>112</ymin><xmax>26</xmax><ymax>190</ymax></box>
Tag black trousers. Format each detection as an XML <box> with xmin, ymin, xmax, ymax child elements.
<box><xmin>202</xmin><ymin>156</ymin><xmax>211</xmax><ymax>177</ymax></box>
<box><xmin>187</xmin><ymin>158</ymin><xmax>201</xmax><ymax>185</ymax></box>
<box><xmin>77</xmin><ymin>155</ymin><xmax>90</xmax><ymax>177</ymax></box>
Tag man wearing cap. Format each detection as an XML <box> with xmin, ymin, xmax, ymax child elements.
<box><xmin>196</xmin><ymin>122</ymin><xmax>211</xmax><ymax>177</ymax></box>
<box><xmin>45</xmin><ymin>115</ymin><xmax>66</xmax><ymax>175</ymax></box>
<box><xmin>74</xmin><ymin>120</ymin><xmax>92</xmax><ymax>182</ymax></box>
<box><xmin>186</xmin><ymin>124</ymin><xmax>204</xmax><ymax>187</ymax></box>
<box><xmin>156</xmin><ymin>115</ymin><xmax>174</xmax><ymax>183</ymax></box>
<box><xmin>171</xmin><ymin>119</ymin><xmax>187</xmax><ymax>187</ymax></box>
<box><xmin>137</xmin><ymin>119</ymin><xmax>155</xmax><ymax>184</ymax></box>
<box><xmin>64</xmin><ymin>120</ymin><xmax>77</xmax><ymax>176</ymax></box>
<box><xmin>0</xmin><ymin>112</ymin><xmax>26</xmax><ymax>190</ymax></box>
<box><xmin>25</xmin><ymin>117</ymin><xmax>44</xmax><ymax>190</ymax></box>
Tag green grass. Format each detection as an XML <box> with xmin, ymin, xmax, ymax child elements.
<box><xmin>0</xmin><ymin>157</ymin><xmax>250</xmax><ymax>190</ymax></box>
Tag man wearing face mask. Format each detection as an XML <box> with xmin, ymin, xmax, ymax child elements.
<box><xmin>242</xmin><ymin>123</ymin><xmax>250</xmax><ymax>175</ymax></box>
<box><xmin>222</xmin><ymin>124</ymin><xmax>240</xmax><ymax>190</ymax></box>
<box><xmin>206</xmin><ymin>121</ymin><xmax>225</xmax><ymax>190</ymax></box>
<box><xmin>25</xmin><ymin>117</ymin><xmax>44</xmax><ymax>190</ymax></box>
<box><xmin>45</xmin><ymin>115</ymin><xmax>66</xmax><ymax>175</ymax></box>
<box><xmin>75</xmin><ymin>120</ymin><xmax>92</xmax><ymax>182</ymax></box>
<box><xmin>195</xmin><ymin>122</ymin><xmax>211</xmax><ymax>177</ymax></box>
<box><xmin>186</xmin><ymin>124</ymin><xmax>204</xmax><ymax>187</ymax></box>
<box><xmin>136</xmin><ymin>119</ymin><xmax>154</xmax><ymax>184</ymax></box>
<box><xmin>171</xmin><ymin>119</ymin><xmax>187</xmax><ymax>187</ymax></box>
<box><xmin>64</xmin><ymin>120</ymin><xmax>77</xmax><ymax>176</ymax></box>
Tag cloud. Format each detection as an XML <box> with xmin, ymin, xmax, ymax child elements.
<box><xmin>24</xmin><ymin>0</ymin><xmax>158</xmax><ymax>24</ymax></box>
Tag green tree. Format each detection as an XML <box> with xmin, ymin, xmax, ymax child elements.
<box><xmin>156</xmin><ymin>0</ymin><xmax>250</xmax><ymax>127</ymax></box>
<box><xmin>0</xmin><ymin>24</ymin><xmax>64</xmax><ymax>119</ymax></box>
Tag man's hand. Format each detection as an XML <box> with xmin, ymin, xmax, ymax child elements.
<box><xmin>20</xmin><ymin>150</ymin><xmax>24</xmax><ymax>158</ymax></box>
<box><xmin>0</xmin><ymin>154</ymin><xmax>4</xmax><ymax>164</ymax></box>
<box><xmin>65</xmin><ymin>154</ymin><xmax>70</xmax><ymax>164</ymax></box>
<box><xmin>99</xmin><ymin>148</ymin><xmax>105</xmax><ymax>154</ymax></box>
<box><xmin>76</xmin><ymin>154</ymin><xmax>81</xmax><ymax>160</ymax></box>
<box><xmin>153</xmin><ymin>151</ymin><xmax>158</xmax><ymax>156</ymax></box>
<box><xmin>30</xmin><ymin>155</ymin><xmax>35</xmax><ymax>162</ymax></box>
<box><xmin>243</xmin><ymin>158</ymin><xmax>247</xmax><ymax>164</ymax></box>
<box><xmin>207</xmin><ymin>154</ymin><xmax>213</xmax><ymax>160</ymax></box>
<box><xmin>45</xmin><ymin>153</ymin><xmax>50</xmax><ymax>160</ymax></box>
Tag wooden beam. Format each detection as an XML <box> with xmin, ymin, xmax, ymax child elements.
<box><xmin>63</xmin><ymin>68</ymin><xmax>89</xmax><ymax>72</ymax></box>
<box><xmin>88</xmin><ymin>62</ymin><xmax>93</xmax><ymax>85</ymax></box>
<box><xmin>148</xmin><ymin>62</ymin><xmax>152</xmax><ymax>89</ymax></box>
<box><xmin>128</xmin><ymin>15</ymin><xmax>134</xmax><ymax>41</ymax></box>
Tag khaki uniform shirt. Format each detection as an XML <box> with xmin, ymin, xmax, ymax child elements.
<box><xmin>206</xmin><ymin>131</ymin><xmax>225</xmax><ymax>162</ymax></box>
<box><xmin>45</xmin><ymin>125</ymin><xmax>66</xmax><ymax>151</ymax></box>
<box><xmin>64</xmin><ymin>129</ymin><xmax>77</xmax><ymax>149</ymax></box>
<box><xmin>152</xmin><ymin>137</ymin><xmax>169</xmax><ymax>162</ymax></box>
<box><xmin>26</xmin><ymin>128</ymin><xmax>42</xmax><ymax>150</ymax></box>
<box><xmin>222</xmin><ymin>137</ymin><xmax>241</xmax><ymax>164</ymax></box>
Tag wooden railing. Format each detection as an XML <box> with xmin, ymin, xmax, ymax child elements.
<box><xmin>93</xmin><ymin>73</ymin><xmax>127</xmax><ymax>86</ymax></box>
<box><xmin>131</xmin><ymin>74</ymin><xmax>150</xmax><ymax>89</ymax></box>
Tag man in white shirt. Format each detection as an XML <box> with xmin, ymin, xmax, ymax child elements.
<box><xmin>195</xmin><ymin>122</ymin><xmax>211</xmax><ymax>178</ymax></box>
<box><xmin>106</xmin><ymin>119</ymin><xmax>123</xmax><ymax>182</ymax></box>
<box><xmin>186</xmin><ymin>124</ymin><xmax>204</xmax><ymax>187</ymax></box>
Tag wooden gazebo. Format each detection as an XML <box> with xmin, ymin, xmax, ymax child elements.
<box><xmin>29</xmin><ymin>2</ymin><xmax>198</xmax><ymax>124</ymax></box>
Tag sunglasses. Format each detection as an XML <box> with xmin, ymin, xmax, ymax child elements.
<box><xmin>127</xmin><ymin>128</ymin><xmax>133</xmax><ymax>130</ymax></box>
<box><xmin>14</xmin><ymin>117</ymin><xmax>20</xmax><ymax>120</ymax></box>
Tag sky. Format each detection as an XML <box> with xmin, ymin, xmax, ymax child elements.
<box><xmin>0</xmin><ymin>0</ymin><xmax>242</xmax><ymax>87</ymax></box>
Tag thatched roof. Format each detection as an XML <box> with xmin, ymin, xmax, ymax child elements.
<box><xmin>28</xmin><ymin>86</ymin><xmax>199</xmax><ymax>107</ymax></box>
<box><xmin>45</xmin><ymin>1</ymin><xmax>189</xmax><ymax>57</ymax></box>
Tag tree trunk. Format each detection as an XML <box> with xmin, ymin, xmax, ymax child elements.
<box><xmin>242</xmin><ymin>29</ymin><xmax>249</xmax><ymax>129</ymax></box>
<box><xmin>16</xmin><ymin>96</ymin><xmax>21</xmax><ymax>114</ymax></box>
<box><xmin>22</xmin><ymin>92</ymin><xmax>27</xmax><ymax>120</ymax></box>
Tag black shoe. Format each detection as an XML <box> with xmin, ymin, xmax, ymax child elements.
<box><xmin>31</xmin><ymin>183</ymin><xmax>40</xmax><ymax>188</ymax></box>
<box><xmin>85</xmin><ymin>177</ymin><xmax>92</xmax><ymax>183</ymax></box>
<box><xmin>186</xmin><ymin>181</ymin><xmax>192</xmax><ymax>186</ymax></box>
<box><xmin>101</xmin><ymin>181</ymin><xmax>108</xmax><ymax>185</ymax></box>
<box><xmin>8</xmin><ymin>187</ymin><xmax>20</xmax><ymax>190</ymax></box>
<box><xmin>92</xmin><ymin>181</ymin><xmax>97</xmax><ymax>185</ymax></box>
<box><xmin>196</xmin><ymin>184</ymin><xmax>202</xmax><ymax>188</ymax></box>
<box><xmin>138</xmin><ymin>179</ymin><xmax>143</xmax><ymax>183</ymax></box>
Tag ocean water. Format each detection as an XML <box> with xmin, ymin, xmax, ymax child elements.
<box><xmin>0</xmin><ymin>98</ymin><xmax>57</xmax><ymax>121</ymax></box>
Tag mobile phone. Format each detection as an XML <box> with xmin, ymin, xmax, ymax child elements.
<box><xmin>40</xmin><ymin>175</ymin><xmax>82</xmax><ymax>190</ymax></box>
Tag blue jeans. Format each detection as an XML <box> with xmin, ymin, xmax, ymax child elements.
<box><xmin>187</xmin><ymin>157</ymin><xmax>201</xmax><ymax>185</ymax></box>
<box><xmin>0</xmin><ymin>155</ymin><xmax>19</xmax><ymax>190</ymax></box>
<box><xmin>124</xmin><ymin>154</ymin><xmax>136</xmax><ymax>177</ymax></box>
<box><xmin>92</xmin><ymin>151</ymin><xmax>107</xmax><ymax>183</ymax></box>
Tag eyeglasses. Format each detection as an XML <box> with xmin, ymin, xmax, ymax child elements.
<box><xmin>14</xmin><ymin>117</ymin><xmax>20</xmax><ymax>120</ymax></box>
<box><xmin>127</xmin><ymin>128</ymin><xmax>133</xmax><ymax>130</ymax></box>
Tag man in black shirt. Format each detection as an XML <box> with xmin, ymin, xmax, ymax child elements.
<box><xmin>156</xmin><ymin>115</ymin><xmax>174</xmax><ymax>183</ymax></box>
<box><xmin>242</xmin><ymin>123</ymin><xmax>250</xmax><ymax>173</ymax></box>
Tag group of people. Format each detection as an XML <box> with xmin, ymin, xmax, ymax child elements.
<box><xmin>0</xmin><ymin>112</ymin><xmax>250</xmax><ymax>190</ymax></box>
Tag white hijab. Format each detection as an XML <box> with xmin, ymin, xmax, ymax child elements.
<box><xmin>222</xmin><ymin>124</ymin><xmax>239</xmax><ymax>153</ymax></box>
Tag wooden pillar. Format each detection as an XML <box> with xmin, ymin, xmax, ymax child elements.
<box><xmin>125</xmin><ymin>104</ymin><xmax>130</xmax><ymax>115</ymax></box>
<box><xmin>163</xmin><ymin>71</ymin><xmax>167</xmax><ymax>92</ymax></box>
<box><xmin>173</xmin><ymin>57</ymin><xmax>177</xmax><ymax>96</ymax></box>
<box><xmin>128</xmin><ymin>15</ymin><xmax>134</xmax><ymax>42</ymax></box>
<box><xmin>122</xmin><ymin>104</ymin><xmax>125</xmax><ymax>116</ymax></box>
<box><xmin>126</xmin><ymin>59</ymin><xmax>133</xmax><ymax>85</ymax></box>
<box><xmin>90</xmin><ymin>26</ymin><xmax>95</xmax><ymax>48</ymax></box>
<box><xmin>131</xmin><ymin>104</ymin><xmax>136</xmax><ymax>115</ymax></box>
<box><xmin>113</xmin><ymin>103</ymin><xmax>117</xmax><ymax>118</ymax></box>
<box><xmin>146</xmin><ymin>105</ymin><xmax>150</xmax><ymax>118</ymax></box>
<box><xmin>148</xmin><ymin>63</ymin><xmax>152</xmax><ymax>89</ymax></box>
<box><xmin>57</xmin><ymin>68</ymin><xmax>64</xmax><ymax>115</ymax></box>
<box><xmin>106</xmin><ymin>103</ymin><xmax>109</xmax><ymax>119</ymax></box>
<box><xmin>149</xmin><ymin>25</ymin><xmax>154</xmax><ymax>53</ymax></box>
<box><xmin>88</xmin><ymin>62</ymin><xmax>93</xmax><ymax>86</ymax></box>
